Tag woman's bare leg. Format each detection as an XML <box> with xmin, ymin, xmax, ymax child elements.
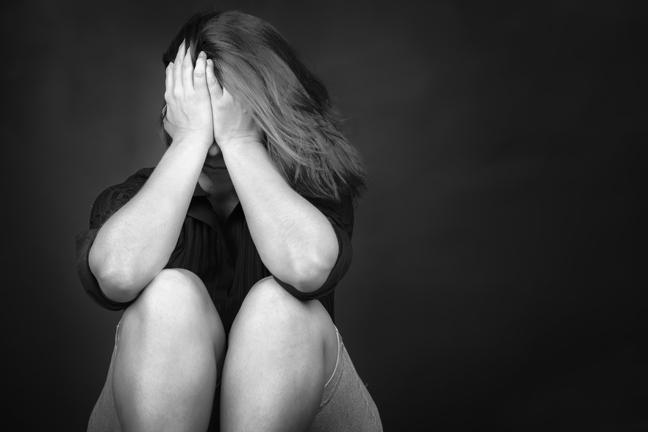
<box><xmin>221</xmin><ymin>276</ymin><xmax>338</xmax><ymax>432</ymax></box>
<box><xmin>112</xmin><ymin>269</ymin><xmax>226</xmax><ymax>432</ymax></box>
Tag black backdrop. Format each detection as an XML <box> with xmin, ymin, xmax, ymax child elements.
<box><xmin>4</xmin><ymin>0</ymin><xmax>645</xmax><ymax>430</ymax></box>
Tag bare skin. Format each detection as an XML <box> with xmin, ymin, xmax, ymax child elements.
<box><xmin>88</xmin><ymin>41</ymin><xmax>340</xmax><ymax>431</ymax></box>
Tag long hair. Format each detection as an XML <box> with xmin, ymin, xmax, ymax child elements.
<box><xmin>161</xmin><ymin>10</ymin><xmax>367</xmax><ymax>203</ymax></box>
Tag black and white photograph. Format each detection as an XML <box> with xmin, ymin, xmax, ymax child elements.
<box><xmin>4</xmin><ymin>0</ymin><xmax>644</xmax><ymax>430</ymax></box>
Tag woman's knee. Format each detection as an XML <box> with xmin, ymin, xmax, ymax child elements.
<box><xmin>242</xmin><ymin>277</ymin><xmax>305</xmax><ymax>320</ymax></box>
<box><xmin>112</xmin><ymin>269</ymin><xmax>224</xmax><ymax>431</ymax></box>
<box><xmin>234</xmin><ymin>276</ymin><xmax>332</xmax><ymax>339</ymax></box>
<box><xmin>131</xmin><ymin>269</ymin><xmax>211</xmax><ymax>315</ymax></box>
<box><xmin>224</xmin><ymin>277</ymin><xmax>338</xmax><ymax>416</ymax></box>
<box><xmin>120</xmin><ymin>268</ymin><xmax>224</xmax><ymax>344</ymax></box>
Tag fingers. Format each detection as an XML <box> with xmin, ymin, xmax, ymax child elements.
<box><xmin>175</xmin><ymin>39</ymin><xmax>186</xmax><ymax>63</ymax></box>
<box><xmin>164</xmin><ymin>62</ymin><xmax>174</xmax><ymax>102</ymax></box>
<box><xmin>193</xmin><ymin>51</ymin><xmax>207</xmax><ymax>93</ymax></box>
<box><xmin>170</xmin><ymin>40</ymin><xmax>206</xmax><ymax>93</ymax></box>
<box><xmin>173</xmin><ymin>40</ymin><xmax>186</xmax><ymax>94</ymax></box>
<box><xmin>206</xmin><ymin>59</ymin><xmax>223</xmax><ymax>100</ymax></box>
<box><xmin>181</xmin><ymin>42</ymin><xmax>194</xmax><ymax>90</ymax></box>
<box><xmin>168</xmin><ymin>40</ymin><xmax>206</xmax><ymax>97</ymax></box>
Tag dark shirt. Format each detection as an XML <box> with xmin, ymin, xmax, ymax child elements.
<box><xmin>75</xmin><ymin>168</ymin><xmax>354</xmax><ymax>333</ymax></box>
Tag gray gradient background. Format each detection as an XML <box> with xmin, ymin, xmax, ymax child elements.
<box><xmin>4</xmin><ymin>0</ymin><xmax>645</xmax><ymax>430</ymax></box>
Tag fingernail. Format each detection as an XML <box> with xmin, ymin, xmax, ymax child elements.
<box><xmin>199</xmin><ymin>51</ymin><xmax>206</xmax><ymax>58</ymax></box>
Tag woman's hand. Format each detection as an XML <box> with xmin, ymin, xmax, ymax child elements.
<box><xmin>163</xmin><ymin>41</ymin><xmax>214</xmax><ymax>148</ymax></box>
<box><xmin>205</xmin><ymin>61</ymin><xmax>262</xmax><ymax>150</ymax></box>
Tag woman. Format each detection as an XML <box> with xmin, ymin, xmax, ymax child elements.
<box><xmin>76</xmin><ymin>10</ymin><xmax>382</xmax><ymax>432</ymax></box>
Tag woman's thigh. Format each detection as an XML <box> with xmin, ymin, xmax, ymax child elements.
<box><xmin>87</xmin><ymin>326</ymin><xmax>223</xmax><ymax>432</ymax></box>
<box><xmin>227</xmin><ymin>276</ymin><xmax>339</xmax><ymax>384</ymax></box>
<box><xmin>87</xmin><ymin>322</ymin><xmax>123</xmax><ymax>432</ymax></box>
<box><xmin>220</xmin><ymin>277</ymin><xmax>339</xmax><ymax>431</ymax></box>
<box><xmin>87</xmin><ymin>269</ymin><xmax>225</xmax><ymax>432</ymax></box>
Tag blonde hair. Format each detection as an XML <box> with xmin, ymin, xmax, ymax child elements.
<box><xmin>162</xmin><ymin>10</ymin><xmax>367</xmax><ymax>203</ymax></box>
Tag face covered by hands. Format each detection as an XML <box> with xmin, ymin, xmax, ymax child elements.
<box><xmin>162</xmin><ymin>41</ymin><xmax>263</xmax><ymax>202</ymax></box>
<box><xmin>163</xmin><ymin>40</ymin><xmax>262</xmax><ymax>156</ymax></box>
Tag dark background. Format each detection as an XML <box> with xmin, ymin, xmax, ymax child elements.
<box><xmin>4</xmin><ymin>0</ymin><xmax>645</xmax><ymax>430</ymax></box>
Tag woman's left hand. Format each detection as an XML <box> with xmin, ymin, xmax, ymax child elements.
<box><xmin>205</xmin><ymin>60</ymin><xmax>262</xmax><ymax>150</ymax></box>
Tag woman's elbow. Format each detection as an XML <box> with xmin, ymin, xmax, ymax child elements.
<box><xmin>283</xmin><ymin>248</ymin><xmax>337</xmax><ymax>293</ymax></box>
<box><xmin>95</xmin><ymin>269</ymin><xmax>141</xmax><ymax>303</ymax></box>
<box><xmin>89</xmin><ymin>249</ymin><xmax>142</xmax><ymax>303</ymax></box>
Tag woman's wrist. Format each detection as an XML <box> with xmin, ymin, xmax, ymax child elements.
<box><xmin>220</xmin><ymin>139</ymin><xmax>264</xmax><ymax>158</ymax></box>
<box><xmin>169</xmin><ymin>132</ymin><xmax>213</xmax><ymax>153</ymax></box>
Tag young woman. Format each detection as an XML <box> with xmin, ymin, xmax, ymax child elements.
<box><xmin>76</xmin><ymin>10</ymin><xmax>382</xmax><ymax>432</ymax></box>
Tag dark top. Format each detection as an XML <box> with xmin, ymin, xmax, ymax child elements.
<box><xmin>75</xmin><ymin>168</ymin><xmax>355</xmax><ymax>333</ymax></box>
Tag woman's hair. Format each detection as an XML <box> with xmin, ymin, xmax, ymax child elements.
<box><xmin>161</xmin><ymin>10</ymin><xmax>367</xmax><ymax>203</ymax></box>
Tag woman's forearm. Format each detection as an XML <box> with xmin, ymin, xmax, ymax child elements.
<box><xmin>221</xmin><ymin>141</ymin><xmax>339</xmax><ymax>292</ymax></box>
<box><xmin>89</xmin><ymin>137</ymin><xmax>208</xmax><ymax>302</ymax></box>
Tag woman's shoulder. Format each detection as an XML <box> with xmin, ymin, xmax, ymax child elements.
<box><xmin>96</xmin><ymin>167</ymin><xmax>154</xmax><ymax>202</ymax></box>
<box><xmin>97</xmin><ymin>167</ymin><xmax>153</xmax><ymax>192</ymax></box>
<box><xmin>304</xmin><ymin>194</ymin><xmax>355</xmax><ymax>238</ymax></box>
<box><xmin>124</xmin><ymin>168</ymin><xmax>155</xmax><ymax>184</ymax></box>
<box><xmin>89</xmin><ymin>167</ymin><xmax>155</xmax><ymax>229</ymax></box>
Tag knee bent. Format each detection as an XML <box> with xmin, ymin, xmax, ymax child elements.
<box><xmin>239</xmin><ymin>276</ymin><xmax>318</xmax><ymax>327</ymax></box>
<box><xmin>245</xmin><ymin>277</ymin><xmax>292</xmax><ymax>308</ymax></box>
<box><xmin>123</xmin><ymin>269</ymin><xmax>221</xmax><ymax>334</ymax></box>
<box><xmin>231</xmin><ymin>277</ymin><xmax>335</xmax><ymax>364</ymax></box>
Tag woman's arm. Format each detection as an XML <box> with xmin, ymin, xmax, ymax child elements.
<box><xmin>88</xmin><ymin>138</ymin><xmax>208</xmax><ymax>302</ymax></box>
<box><xmin>89</xmin><ymin>43</ymin><xmax>214</xmax><ymax>302</ymax></box>
<box><xmin>205</xmin><ymin>68</ymin><xmax>338</xmax><ymax>293</ymax></box>
<box><xmin>223</xmin><ymin>141</ymin><xmax>339</xmax><ymax>292</ymax></box>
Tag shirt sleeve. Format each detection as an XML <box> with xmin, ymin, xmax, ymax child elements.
<box><xmin>273</xmin><ymin>195</ymin><xmax>355</xmax><ymax>300</ymax></box>
<box><xmin>74</xmin><ymin>169</ymin><xmax>153</xmax><ymax>311</ymax></box>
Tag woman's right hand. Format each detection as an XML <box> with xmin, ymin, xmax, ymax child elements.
<box><xmin>163</xmin><ymin>41</ymin><xmax>214</xmax><ymax>148</ymax></box>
